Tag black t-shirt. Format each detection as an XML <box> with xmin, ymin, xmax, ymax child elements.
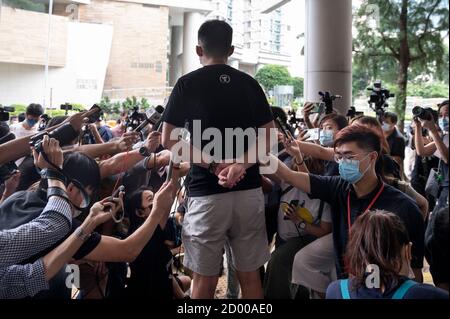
<box><xmin>163</xmin><ymin>64</ymin><xmax>273</xmax><ymax>197</ymax></box>
<box><xmin>323</xmin><ymin>160</ymin><xmax>340</xmax><ymax>176</ymax></box>
<box><xmin>16</xmin><ymin>155</ymin><xmax>40</xmax><ymax>191</ymax></box>
<box><xmin>126</xmin><ymin>215</ymin><xmax>173</xmax><ymax>299</ymax></box>
<box><xmin>383</xmin><ymin>154</ymin><xmax>401</xmax><ymax>179</ymax></box>
<box><xmin>309</xmin><ymin>174</ymin><xmax>425</xmax><ymax>277</ymax></box>
<box><xmin>387</xmin><ymin>129</ymin><xmax>406</xmax><ymax>159</ymax></box>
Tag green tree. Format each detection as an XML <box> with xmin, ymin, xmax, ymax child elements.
<box><xmin>354</xmin><ymin>0</ymin><xmax>449</xmax><ymax>131</ymax></box>
<box><xmin>290</xmin><ymin>77</ymin><xmax>304</xmax><ymax>98</ymax></box>
<box><xmin>255</xmin><ymin>65</ymin><xmax>292</xmax><ymax>93</ymax></box>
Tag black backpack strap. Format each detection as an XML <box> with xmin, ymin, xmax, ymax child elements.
<box><xmin>316</xmin><ymin>200</ymin><xmax>325</xmax><ymax>224</ymax></box>
<box><xmin>280</xmin><ymin>185</ymin><xmax>294</xmax><ymax>197</ymax></box>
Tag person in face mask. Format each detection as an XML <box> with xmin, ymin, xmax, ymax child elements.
<box><xmin>414</xmin><ymin>100</ymin><xmax>449</xmax><ymax>212</ymax></box>
<box><xmin>270</xmin><ymin>124</ymin><xmax>425</xmax><ymax>282</ymax></box>
<box><xmin>318</xmin><ymin>114</ymin><xmax>348</xmax><ymax>176</ymax></box>
<box><xmin>8</xmin><ymin>104</ymin><xmax>44</xmax><ymax>168</ymax></box>
<box><xmin>9</xmin><ymin>103</ymin><xmax>43</xmax><ymax>139</ymax></box>
<box><xmin>326</xmin><ymin>210</ymin><xmax>448</xmax><ymax>299</ymax></box>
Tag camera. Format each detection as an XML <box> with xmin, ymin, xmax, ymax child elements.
<box><xmin>30</xmin><ymin>123</ymin><xmax>79</xmax><ymax>151</ymax></box>
<box><xmin>367</xmin><ymin>80</ymin><xmax>395</xmax><ymax>120</ymax></box>
<box><xmin>0</xmin><ymin>105</ymin><xmax>15</xmax><ymax>122</ymax></box>
<box><xmin>412</xmin><ymin>106</ymin><xmax>438</xmax><ymax>122</ymax></box>
<box><xmin>318</xmin><ymin>91</ymin><xmax>342</xmax><ymax>114</ymax></box>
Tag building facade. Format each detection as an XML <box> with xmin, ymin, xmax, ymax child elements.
<box><xmin>0</xmin><ymin>0</ymin><xmax>293</xmax><ymax>107</ymax></box>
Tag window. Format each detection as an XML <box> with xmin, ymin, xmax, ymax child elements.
<box><xmin>227</xmin><ymin>0</ymin><xmax>233</xmax><ymax>24</ymax></box>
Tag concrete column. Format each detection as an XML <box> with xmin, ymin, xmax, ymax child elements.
<box><xmin>169</xmin><ymin>26</ymin><xmax>183</xmax><ymax>86</ymax></box>
<box><xmin>305</xmin><ymin>0</ymin><xmax>352</xmax><ymax>115</ymax></box>
<box><xmin>182</xmin><ymin>12</ymin><xmax>205</xmax><ymax>75</ymax></box>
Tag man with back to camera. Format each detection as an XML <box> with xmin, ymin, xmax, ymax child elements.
<box><xmin>162</xmin><ymin>20</ymin><xmax>275</xmax><ymax>299</ymax></box>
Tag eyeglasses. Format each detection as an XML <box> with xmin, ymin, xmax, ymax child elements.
<box><xmin>333</xmin><ymin>152</ymin><xmax>369</xmax><ymax>163</ymax></box>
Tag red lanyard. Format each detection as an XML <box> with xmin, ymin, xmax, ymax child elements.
<box><xmin>347</xmin><ymin>183</ymin><xmax>385</xmax><ymax>234</ymax></box>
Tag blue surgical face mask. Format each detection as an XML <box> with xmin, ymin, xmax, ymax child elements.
<box><xmin>438</xmin><ymin>116</ymin><xmax>449</xmax><ymax>132</ymax></box>
<box><xmin>338</xmin><ymin>154</ymin><xmax>371</xmax><ymax>184</ymax></box>
<box><xmin>26</xmin><ymin>118</ymin><xmax>38</xmax><ymax>127</ymax></box>
<box><xmin>319</xmin><ymin>130</ymin><xmax>334</xmax><ymax>147</ymax></box>
<box><xmin>382</xmin><ymin>123</ymin><xmax>391</xmax><ymax>132</ymax></box>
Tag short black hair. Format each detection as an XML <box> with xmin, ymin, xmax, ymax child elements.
<box><xmin>26</xmin><ymin>103</ymin><xmax>44</xmax><ymax>117</ymax></box>
<box><xmin>198</xmin><ymin>20</ymin><xmax>233</xmax><ymax>58</ymax></box>
<box><xmin>320</xmin><ymin>114</ymin><xmax>348</xmax><ymax>130</ymax></box>
<box><xmin>384</xmin><ymin>112</ymin><xmax>398</xmax><ymax>124</ymax></box>
<box><xmin>47</xmin><ymin>116</ymin><xmax>68</xmax><ymax>128</ymax></box>
<box><xmin>63</xmin><ymin>152</ymin><xmax>101</xmax><ymax>191</ymax></box>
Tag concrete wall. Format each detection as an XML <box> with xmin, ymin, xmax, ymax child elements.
<box><xmin>0</xmin><ymin>6</ymin><xmax>67</xmax><ymax>67</ymax></box>
<box><xmin>0</xmin><ymin>22</ymin><xmax>113</xmax><ymax>107</ymax></box>
<box><xmin>77</xmin><ymin>0</ymin><xmax>169</xmax><ymax>97</ymax></box>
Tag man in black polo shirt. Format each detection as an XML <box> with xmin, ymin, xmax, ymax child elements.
<box><xmin>272</xmin><ymin>125</ymin><xmax>424</xmax><ymax>282</ymax></box>
<box><xmin>162</xmin><ymin>20</ymin><xmax>274</xmax><ymax>299</ymax></box>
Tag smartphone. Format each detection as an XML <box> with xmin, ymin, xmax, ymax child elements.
<box><xmin>275</xmin><ymin>117</ymin><xmax>293</xmax><ymax>140</ymax></box>
<box><xmin>310</xmin><ymin>102</ymin><xmax>325</xmax><ymax>114</ymax></box>
<box><xmin>155</xmin><ymin>121</ymin><xmax>163</xmax><ymax>133</ymax></box>
<box><xmin>166</xmin><ymin>160</ymin><xmax>174</xmax><ymax>182</ymax></box>
<box><xmin>305</xmin><ymin>128</ymin><xmax>320</xmax><ymax>141</ymax></box>
<box><xmin>282</xmin><ymin>200</ymin><xmax>299</xmax><ymax>220</ymax></box>
<box><xmin>109</xmin><ymin>185</ymin><xmax>125</xmax><ymax>223</ymax></box>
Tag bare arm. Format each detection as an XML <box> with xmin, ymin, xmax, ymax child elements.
<box><xmin>268</xmin><ymin>153</ymin><xmax>311</xmax><ymax>194</ymax></box>
<box><xmin>83</xmin><ymin>180</ymin><xmax>178</xmax><ymax>263</ymax></box>
<box><xmin>429</xmin><ymin>127</ymin><xmax>449</xmax><ymax>164</ymax></box>
<box><xmin>298</xmin><ymin>141</ymin><xmax>334</xmax><ymax>161</ymax></box>
<box><xmin>414</xmin><ymin>120</ymin><xmax>437</xmax><ymax>157</ymax></box>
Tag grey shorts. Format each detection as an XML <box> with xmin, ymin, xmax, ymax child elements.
<box><xmin>182</xmin><ymin>187</ymin><xmax>270</xmax><ymax>276</ymax></box>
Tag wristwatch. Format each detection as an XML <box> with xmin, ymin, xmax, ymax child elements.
<box><xmin>297</xmin><ymin>221</ymin><xmax>307</xmax><ymax>230</ymax></box>
<box><xmin>75</xmin><ymin>227</ymin><xmax>92</xmax><ymax>242</ymax></box>
<box><xmin>40</xmin><ymin>168</ymin><xmax>67</xmax><ymax>184</ymax></box>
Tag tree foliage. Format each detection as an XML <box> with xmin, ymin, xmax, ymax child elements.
<box><xmin>353</xmin><ymin>0</ymin><xmax>449</xmax><ymax>129</ymax></box>
<box><xmin>255</xmin><ymin>65</ymin><xmax>292</xmax><ymax>93</ymax></box>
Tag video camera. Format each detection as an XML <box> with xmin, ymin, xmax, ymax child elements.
<box><xmin>318</xmin><ymin>91</ymin><xmax>342</xmax><ymax>114</ymax></box>
<box><xmin>367</xmin><ymin>80</ymin><xmax>395</xmax><ymax>121</ymax></box>
<box><xmin>30</xmin><ymin>122</ymin><xmax>80</xmax><ymax>152</ymax></box>
<box><xmin>0</xmin><ymin>105</ymin><xmax>15</xmax><ymax>122</ymax></box>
